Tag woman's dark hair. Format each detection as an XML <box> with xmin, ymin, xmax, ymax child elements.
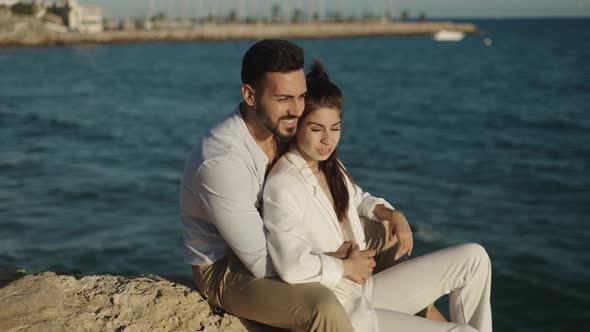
<box><xmin>241</xmin><ymin>39</ymin><xmax>304</xmax><ymax>87</ymax></box>
<box><xmin>302</xmin><ymin>60</ymin><xmax>353</xmax><ymax>222</ymax></box>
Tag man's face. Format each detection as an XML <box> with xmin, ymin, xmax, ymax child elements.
<box><xmin>254</xmin><ymin>69</ymin><xmax>306</xmax><ymax>141</ymax></box>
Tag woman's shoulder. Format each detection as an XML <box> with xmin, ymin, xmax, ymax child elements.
<box><xmin>267</xmin><ymin>155</ymin><xmax>300</xmax><ymax>183</ymax></box>
<box><xmin>264</xmin><ymin>158</ymin><xmax>307</xmax><ymax>201</ymax></box>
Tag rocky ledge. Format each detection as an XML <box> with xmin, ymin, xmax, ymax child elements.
<box><xmin>0</xmin><ymin>272</ymin><xmax>279</xmax><ymax>332</ymax></box>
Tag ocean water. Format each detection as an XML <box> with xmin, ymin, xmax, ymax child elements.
<box><xmin>1</xmin><ymin>19</ymin><xmax>589</xmax><ymax>331</ymax></box>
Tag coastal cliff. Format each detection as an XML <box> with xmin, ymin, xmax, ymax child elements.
<box><xmin>0</xmin><ymin>272</ymin><xmax>279</xmax><ymax>332</ymax></box>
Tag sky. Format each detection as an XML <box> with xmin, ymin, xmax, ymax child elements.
<box><xmin>74</xmin><ymin>0</ymin><xmax>590</xmax><ymax>20</ymax></box>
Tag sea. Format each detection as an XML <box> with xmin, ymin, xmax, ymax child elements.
<box><xmin>1</xmin><ymin>19</ymin><xmax>589</xmax><ymax>331</ymax></box>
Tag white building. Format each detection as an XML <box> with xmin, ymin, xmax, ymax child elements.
<box><xmin>64</xmin><ymin>0</ymin><xmax>103</xmax><ymax>33</ymax></box>
<box><xmin>0</xmin><ymin>0</ymin><xmax>19</xmax><ymax>7</ymax></box>
<box><xmin>0</xmin><ymin>0</ymin><xmax>20</xmax><ymax>8</ymax></box>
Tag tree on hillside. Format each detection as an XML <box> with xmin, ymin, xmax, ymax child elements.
<box><xmin>419</xmin><ymin>12</ymin><xmax>427</xmax><ymax>21</ymax></box>
<box><xmin>312</xmin><ymin>11</ymin><xmax>319</xmax><ymax>22</ymax></box>
<box><xmin>227</xmin><ymin>10</ymin><xmax>237</xmax><ymax>23</ymax></box>
<box><xmin>151</xmin><ymin>12</ymin><xmax>166</xmax><ymax>22</ymax></box>
<box><xmin>292</xmin><ymin>8</ymin><xmax>302</xmax><ymax>23</ymax></box>
<box><xmin>271</xmin><ymin>4</ymin><xmax>281</xmax><ymax>22</ymax></box>
<box><xmin>401</xmin><ymin>10</ymin><xmax>409</xmax><ymax>21</ymax></box>
<box><xmin>11</xmin><ymin>3</ymin><xmax>33</xmax><ymax>15</ymax></box>
<box><xmin>327</xmin><ymin>11</ymin><xmax>342</xmax><ymax>22</ymax></box>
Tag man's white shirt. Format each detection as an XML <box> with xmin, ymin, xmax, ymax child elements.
<box><xmin>180</xmin><ymin>108</ymin><xmax>275</xmax><ymax>278</ymax></box>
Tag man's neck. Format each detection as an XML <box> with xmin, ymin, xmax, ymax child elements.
<box><xmin>240</xmin><ymin>103</ymin><xmax>276</xmax><ymax>162</ymax></box>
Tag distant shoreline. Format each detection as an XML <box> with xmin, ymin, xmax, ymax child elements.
<box><xmin>0</xmin><ymin>21</ymin><xmax>478</xmax><ymax>48</ymax></box>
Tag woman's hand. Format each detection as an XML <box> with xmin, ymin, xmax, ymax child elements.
<box><xmin>389</xmin><ymin>211</ymin><xmax>413</xmax><ymax>260</ymax></box>
<box><xmin>343</xmin><ymin>244</ymin><xmax>376</xmax><ymax>284</ymax></box>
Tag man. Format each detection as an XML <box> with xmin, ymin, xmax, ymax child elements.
<box><xmin>180</xmin><ymin>39</ymin><xmax>357</xmax><ymax>331</ymax></box>
<box><xmin>180</xmin><ymin>39</ymin><xmax>443</xmax><ymax>331</ymax></box>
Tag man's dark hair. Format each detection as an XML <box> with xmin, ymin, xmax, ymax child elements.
<box><xmin>241</xmin><ymin>39</ymin><xmax>304</xmax><ymax>87</ymax></box>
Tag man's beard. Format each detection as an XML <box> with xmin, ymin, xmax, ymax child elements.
<box><xmin>256</xmin><ymin>102</ymin><xmax>297</xmax><ymax>141</ymax></box>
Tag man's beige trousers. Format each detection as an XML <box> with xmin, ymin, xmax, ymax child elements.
<box><xmin>193</xmin><ymin>251</ymin><xmax>354</xmax><ymax>331</ymax></box>
<box><xmin>192</xmin><ymin>219</ymin><xmax>395</xmax><ymax>331</ymax></box>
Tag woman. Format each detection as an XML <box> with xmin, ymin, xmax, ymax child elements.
<box><xmin>262</xmin><ymin>61</ymin><xmax>492</xmax><ymax>332</ymax></box>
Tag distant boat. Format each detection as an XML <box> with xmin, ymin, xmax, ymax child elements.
<box><xmin>433</xmin><ymin>30</ymin><xmax>466</xmax><ymax>42</ymax></box>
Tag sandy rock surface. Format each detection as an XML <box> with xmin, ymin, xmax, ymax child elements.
<box><xmin>0</xmin><ymin>9</ymin><xmax>52</xmax><ymax>45</ymax></box>
<box><xmin>0</xmin><ymin>272</ymin><xmax>279</xmax><ymax>332</ymax></box>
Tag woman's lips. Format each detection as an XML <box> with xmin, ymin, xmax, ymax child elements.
<box><xmin>318</xmin><ymin>148</ymin><xmax>332</xmax><ymax>156</ymax></box>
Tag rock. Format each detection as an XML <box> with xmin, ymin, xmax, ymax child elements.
<box><xmin>0</xmin><ymin>9</ymin><xmax>53</xmax><ymax>45</ymax></box>
<box><xmin>0</xmin><ymin>272</ymin><xmax>281</xmax><ymax>332</ymax></box>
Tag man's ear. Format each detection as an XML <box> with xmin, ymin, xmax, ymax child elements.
<box><xmin>242</xmin><ymin>84</ymin><xmax>256</xmax><ymax>107</ymax></box>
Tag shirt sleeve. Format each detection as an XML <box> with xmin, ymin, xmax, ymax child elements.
<box><xmin>192</xmin><ymin>158</ymin><xmax>274</xmax><ymax>278</ymax></box>
<box><xmin>263</xmin><ymin>174</ymin><xmax>344</xmax><ymax>288</ymax></box>
<box><xmin>338</xmin><ymin>160</ymin><xmax>395</xmax><ymax>221</ymax></box>
<box><xmin>347</xmin><ymin>177</ymin><xmax>395</xmax><ymax>221</ymax></box>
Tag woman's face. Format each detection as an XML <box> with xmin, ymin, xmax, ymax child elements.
<box><xmin>296</xmin><ymin>107</ymin><xmax>342</xmax><ymax>163</ymax></box>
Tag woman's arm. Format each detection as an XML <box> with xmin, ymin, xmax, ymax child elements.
<box><xmin>339</xmin><ymin>160</ymin><xmax>395</xmax><ymax>221</ymax></box>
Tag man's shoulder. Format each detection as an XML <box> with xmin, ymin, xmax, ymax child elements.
<box><xmin>200</xmin><ymin>112</ymin><xmax>246</xmax><ymax>157</ymax></box>
<box><xmin>185</xmin><ymin>112</ymin><xmax>249</xmax><ymax>165</ymax></box>
<box><xmin>182</xmin><ymin>111</ymin><xmax>256</xmax><ymax>187</ymax></box>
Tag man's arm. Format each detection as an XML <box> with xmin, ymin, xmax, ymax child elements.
<box><xmin>373</xmin><ymin>205</ymin><xmax>414</xmax><ymax>260</ymax></box>
<box><xmin>191</xmin><ymin>158</ymin><xmax>273</xmax><ymax>278</ymax></box>
<box><xmin>346</xmin><ymin>174</ymin><xmax>413</xmax><ymax>260</ymax></box>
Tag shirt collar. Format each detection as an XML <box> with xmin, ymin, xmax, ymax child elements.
<box><xmin>284</xmin><ymin>147</ymin><xmax>320</xmax><ymax>187</ymax></box>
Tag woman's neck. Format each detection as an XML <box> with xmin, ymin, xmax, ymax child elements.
<box><xmin>296</xmin><ymin>145</ymin><xmax>320</xmax><ymax>173</ymax></box>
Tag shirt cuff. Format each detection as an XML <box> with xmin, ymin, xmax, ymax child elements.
<box><xmin>318</xmin><ymin>254</ymin><xmax>344</xmax><ymax>288</ymax></box>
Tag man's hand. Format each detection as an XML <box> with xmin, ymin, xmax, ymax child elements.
<box><xmin>325</xmin><ymin>241</ymin><xmax>377</xmax><ymax>260</ymax></box>
<box><xmin>343</xmin><ymin>244</ymin><xmax>376</xmax><ymax>285</ymax></box>
<box><xmin>388</xmin><ymin>211</ymin><xmax>413</xmax><ymax>260</ymax></box>
<box><xmin>374</xmin><ymin>205</ymin><xmax>414</xmax><ymax>261</ymax></box>
<box><xmin>324</xmin><ymin>240</ymin><xmax>354</xmax><ymax>259</ymax></box>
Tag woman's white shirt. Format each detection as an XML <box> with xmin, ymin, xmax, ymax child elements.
<box><xmin>262</xmin><ymin>148</ymin><xmax>394</xmax><ymax>332</ymax></box>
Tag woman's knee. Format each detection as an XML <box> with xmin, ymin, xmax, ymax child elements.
<box><xmin>458</xmin><ymin>243</ymin><xmax>490</xmax><ymax>265</ymax></box>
